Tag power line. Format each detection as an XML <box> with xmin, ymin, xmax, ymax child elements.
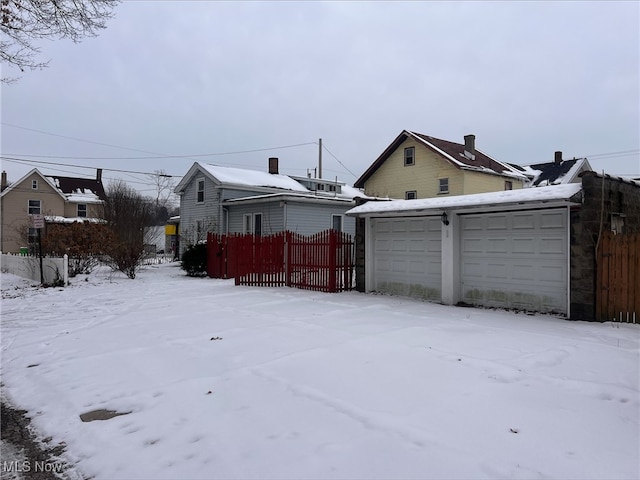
<box><xmin>1</xmin><ymin>156</ymin><xmax>183</xmax><ymax>178</ymax></box>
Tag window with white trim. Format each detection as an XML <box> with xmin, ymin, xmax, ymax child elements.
<box><xmin>439</xmin><ymin>178</ymin><xmax>449</xmax><ymax>194</ymax></box>
<box><xmin>405</xmin><ymin>190</ymin><xmax>417</xmax><ymax>200</ymax></box>
<box><xmin>28</xmin><ymin>199</ymin><xmax>41</xmax><ymax>214</ymax></box>
<box><xmin>505</xmin><ymin>181</ymin><xmax>513</xmax><ymax>190</ymax></box>
<box><xmin>32</xmin><ymin>180</ymin><xmax>38</xmax><ymax>189</ymax></box>
<box><xmin>77</xmin><ymin>204</ymin><xmax>87</xmax><ymax>217</ymax></box>
<box><xmin>404</xmin><ymin>147</ymin><xmax>415</xmax><ymax>166</ymax></box>
<box><xmin>196</xmin><ymin>178</ymin><xmax>205</xmax><ymax>203</ymax></box>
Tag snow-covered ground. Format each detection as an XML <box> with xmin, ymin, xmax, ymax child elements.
<box><xmin>1</xmin><ymin>263</ymin><xmax>638</xmax><ymax>479</ymax></box>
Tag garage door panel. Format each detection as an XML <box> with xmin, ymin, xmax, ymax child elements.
<box><xmin>372</xmin><ymin>218</ymin><xmax>441</xmax><ymax>301</ymax></box>
<box><xmin>461</xmin><ymin>210</ymin><xmax>567</xmax><ymax>314</ymax></box>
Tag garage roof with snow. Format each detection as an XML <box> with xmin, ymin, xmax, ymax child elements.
<box><xmin>346</xmin><ymin>183</ymin><xmax>583</xmax><ymax>217</ymax></box>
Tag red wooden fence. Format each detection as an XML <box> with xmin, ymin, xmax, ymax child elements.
<box><xmin>207</xmin><ymin>230</ymin><xmax>354</xmax><ymax>293</ymax></box>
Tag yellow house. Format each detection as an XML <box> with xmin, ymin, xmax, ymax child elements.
<box><xmin>0</xmin><ymin>168</ymin><xmax>106</xmax><ymax>253</ymax></box>
<box><xmin>354</xmin><ymin>130</ymin><xmax>527</xmax><ymax>199</ymax></box>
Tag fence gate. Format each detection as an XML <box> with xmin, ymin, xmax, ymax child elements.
<box><xmin>596</xmin><ymin>232</ymin><xmax>639</xmax><ymax>322</ymax></box>
<box><xmin>207</xmin><ymin>230</ymin><xmax>355</xmax><ymax>293</ymax></box>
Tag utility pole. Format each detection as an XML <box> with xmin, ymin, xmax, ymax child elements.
<box><xmin>318</xmin><ymin>138</ymin><xmax>322</xmax><ymax>179</ymax></box>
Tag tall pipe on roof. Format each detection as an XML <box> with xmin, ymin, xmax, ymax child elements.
<box><xmin>268</xmin><ymin>157</ymin><xmax>279</xmax><ymax>175</ymax></box>
<box><xmin>96</xmin><ymin>168</ymin><xmax>102</xmax><ymax>182</ymax></box>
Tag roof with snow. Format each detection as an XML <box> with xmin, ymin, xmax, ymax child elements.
<box><xmin>510</xmin><ymin>158</ymin><xmax>591</xmax><ymax>187</ymax></box>
<box><xmin>347</xmin><ymin>183</ymin><xmax>583</xmax><ymax>217</ymax></box>
<box><xmin>198</xmin><ymin>163</ymin><xmax>308</xmax><ymax>192</ymax></box>
<box><xmin>1</xmin><ymin>169</ymin><xmax>106</xmax><ymax>204</ymax></box>
<box><xmin>354</xmin><ymin>130</ymin><xmax>526</xmax><ymax>188</ymax></box>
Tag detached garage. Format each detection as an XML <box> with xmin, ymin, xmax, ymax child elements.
<box><xmin>349</xmin><ymin>184</ymin><xmax>583</xmax><ymax>316</ymax></box>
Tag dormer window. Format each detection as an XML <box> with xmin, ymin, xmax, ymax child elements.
<box><xmin>32</xmin><ymin>179</ymin><xmax>38</xmax><ymax>189</ymax></box>
<box><xmin>77</xmin><ymin>204</ymin><xmax>87</xmax><ymax>217</ymax></box>
<box><xmin>404</xmin><ymin>147</ymin><xmax>415</xmax><ymax>166</ymax></box>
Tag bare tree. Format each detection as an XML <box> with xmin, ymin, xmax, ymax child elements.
<box><xmin>103</xmin><ymin>180</ymin><xmax>154</xmax><ymax>279</ymax></box>
<box><xmin>1</xmin><ymin>0</ymin><xmax>119</xmax><ymax>83</ymax></box>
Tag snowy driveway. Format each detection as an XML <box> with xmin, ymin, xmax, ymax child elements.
<box><xmin>1</xmin><ymin>263</ymin><xmax>638</xmax><ymax>479</ymax></box>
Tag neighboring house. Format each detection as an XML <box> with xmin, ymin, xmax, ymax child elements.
<box><xmin>354</xmin><ymin>130</ymin><xmax>527</xmax><ymax>199</ymax></box>
<box><xmin>347</xmin><ymin>171</ymin><xmax>640</xmax><ymax>321</ymax></box>
<box><xmin>510</xmin><ymin>151</ymin><xmax>592</xmax><ymax>187</ymax></box>
<box><xmin>173</xmin><ymin>158</ymin><xmax>365</xmax><ymax>255</ymax></box>
<box><xmin>0</xmin><ymin>168</ymin><xmax>106</xmax><ymax>253</ymax></box>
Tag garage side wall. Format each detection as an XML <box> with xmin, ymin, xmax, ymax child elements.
<box><xmin>570</xmin><ymin>173</ymin><xmax>640</xmax><ymax>320</ymax></box>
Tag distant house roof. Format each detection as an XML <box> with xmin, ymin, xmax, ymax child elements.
<box><xmin>174</xmin><ymin>162</ymin><xmax>367</xmax><ymax>201</ymax></box>
<box><xmin>46</xmin><ymin>175</ymin><xmax>107</xmax><ymax>203</ymax></box>
<box><xmin>510</xmin><ymin>157</ymin><xmax>592</xmax><ymax>187</ymax></box>
<box><xmin>175</xmin><ymin>162</ymin><xmax>310</xmax><ymax>194</ymax></box>
<box><xmin>354</xmin><ymin>130</ymin><xmax>526</xmax><ymax>188</ymax></box>
<box><xmin>1</xmin><ymin>168</ymin><xmax>106</xmax><ymax>204</ymax></box>
<box><xmin>347</xmin><ymin>183</ymin><xmax>583</xmax><ymax>217</ymax></box>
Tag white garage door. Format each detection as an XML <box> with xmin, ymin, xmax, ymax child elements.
<box><xmin>460</xmin><ymin>209</ymin><xmax>568</xmax><ymax>314</ymax></box>
<box><xmin>371</xmin><ymin>217</ymin><xmax>441</xmax><ymax>300</ymax></box>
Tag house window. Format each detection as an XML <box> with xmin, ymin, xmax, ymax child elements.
<box><xmin>505</xmin><ymin>181</ymin><xmax>513</xmax><ymax>190</ymax></box>
<box><xmin>439</xmin><ymin>178</ymin><xmax>449</xmax><ymax>194</ymax></box>
<box><xmin>243</xmin><ymin>214</ymin><xmax>253</xmax><ymax>234</ymax></box>
<box><xmin>254</xmin><ymin>213</ymin><xmax>262</xmax><ymax>236</ymax></box>
<box><xmin>196</xmin><ymin>178</ymin><xmax>205</xmax><ymax>203</ymax></box>
<box><xmin>332</xmin><ymin>214</ymin><xmax>343</xmax><ymax>232</ymax></box>
<box><xmin>329</xmin><ymin>184</ymin><xmax>336</xmax><ymax>192</ymax></box>
<box><xmin>405</xmin><ymin>190</ymin><xmax>417</xmax><ymax>200</ymax></box>
<box><xmin>28</xmin><ymin>199</ymin><xmax>41</xmax><ymax>215</ymax></box>
<box><xmin>317</xmin><ymin>184</ymin><xmax>325</xmax><ymax>191</ymax></box>
<box><xmin>77</xmin><ymin>204</ymin><xmax>87</xmax><ymax>217</ymax></box>
<box><xmin>32</xmin><ymin>180</ymin><xmax>38</xmax><ymax>189</ymax></box>
<box><xmin>404</xmin><ymin>147</ymin><xmax>415</xmax><ymax>166</ymax></box>
<box><xmin>242</xmin><ymin>213</ymin><xmax>263</xmax><ymax>235</ymax></box>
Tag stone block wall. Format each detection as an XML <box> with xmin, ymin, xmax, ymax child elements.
<box><xmin>570</xmin><ymin>172</ymin><xmax>640</xmax><ymax>320</ymax></box>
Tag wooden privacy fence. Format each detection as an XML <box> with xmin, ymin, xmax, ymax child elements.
<box><xmin>596</xmin><ymin>232</ymin><xmax>639</xmax><ymax>322</ymax></box>
<box><xmin>207</xmin><ymin>230</ymin><xmax>355</xmax><ymax>293</ymax></box>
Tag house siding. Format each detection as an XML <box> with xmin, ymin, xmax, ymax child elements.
<box><xmin>179</xmin><ymin>174</ymin><xmax>221</xmax><ymax>251</ymax></box>
<box><xmin>462</xmin><ymin>170</ymin><xmax>524</xmax><ymax>194</ymax></box>
<box><xmin>1</xmin><ymin>172</ymin><xmax>65</xmax><ymax>253</ymax></box>
<box><xmin>226</xmin><ymin>201</ymin><xmax>355</xmax><ymax>237</ymax></box>
<box><xmin>285</xmin><ymin>203</ymin><xmax>355</xmax><ymax>236</ymax></box>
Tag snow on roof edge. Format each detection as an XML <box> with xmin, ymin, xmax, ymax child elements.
<box><xmin>347</xmin><ymin>184</ymin><xmax>583</xmax><ymax>216</ymax></box>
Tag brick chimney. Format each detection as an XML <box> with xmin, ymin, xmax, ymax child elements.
<box><xmin>1</xmin><ymin>171</ymin><xmax>7</xmax><ymax>191</ymax></box>
<box><xmin>463</xmin><ymin>134</ymin><xmax>476</xmax><ymax>160</ymax></box>
<box><xmin>268</xmin><ymin>157</ymin><xmax>279</xmax><ymax>175</ymax></box>
<box><xmin>96</xmin><ymin>168</ymin><xmax>103</xmax><ymax>182</ymax></box>
<box><xmin>554</xmin><ymin>151</ymin><xmax>562</xmax><ymax>165</ymax></box>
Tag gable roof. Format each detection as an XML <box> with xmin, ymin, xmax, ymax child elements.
<box><xmin>174</xmin><ymin>162</ymin><xmax>309</xmax><ymax>194</ymax></box>
<box><xmin>510</xmin><ymin>158</ymin><xmax>592</xmax><ymax>186</ymax></box>
<box><xmin>1</xmin><ymin>168</ymin><xmax>106</xmax><ymax>204</ymax></box>
<box><xmin>354</xmin><ymin>130</ymin><xmax>526</xmax><ymax>188</ymax></box>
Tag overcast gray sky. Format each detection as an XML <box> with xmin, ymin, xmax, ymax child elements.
<box><xmin>1</xmin><ymin>1</ymin><xmax>638</xmax><ymax>198</ymax></box>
